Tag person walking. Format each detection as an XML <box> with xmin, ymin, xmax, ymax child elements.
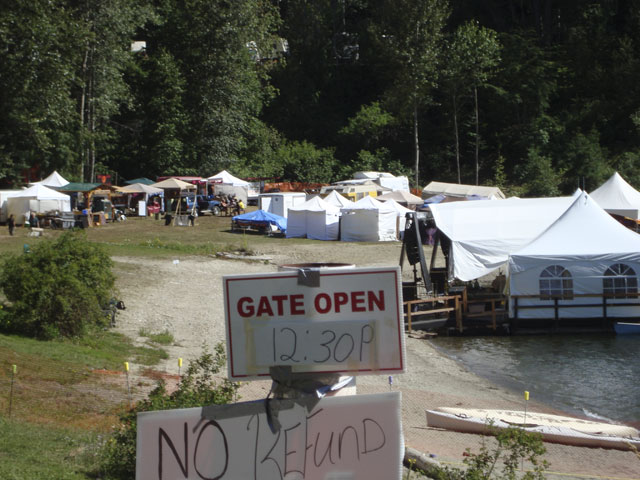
<box><xmin>7</xmin><ymin>214</ymin><xmax>15</xmax><ymax>236</ymax></box>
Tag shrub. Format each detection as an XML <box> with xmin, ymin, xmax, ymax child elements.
<box><xmin>0</xmin><ymin>230</ymin><xmax>115</xmax><ymax>339</ymax></box>
<box><xmin>433</xmin><ymin>425</ymin><xmax>549</xmax><ymax>479</ymax></box>
<box><xmin>98</xmin><ymin>344</ymin><xmax>239</xmax><ymax>479</ymax></box>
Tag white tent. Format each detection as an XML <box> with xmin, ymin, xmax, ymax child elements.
<box><xmin>380</xmin><ymin>199</ymin><xmax>412</xmax><ymax>233</ymax></box>
<box><xmin>0</xmin><ymin>190</ymin><xmax>23</xmax><ymax>222</ymax></box>
<box><xmin>509</xmin><ymin>192</ymin><xmax>640</xmax><ymax>319</ymax></box>
<box><xmin>428</xmin><ymin>191</ymin><xmax>580</xmax><ymax>281</ymax></box>
<box><xmin>354</xmin><ymin>171</ymin><xmax>410</xmax><ymax>191</ymax></box>
<box><xmin>30</xmin><ymin>170</ymin><xmax>69</xmax><ymax>188</ymax></box>
<box><xmin>422</xmin><ymin>181</ymin><xmax>505</xmax><ymax>200</ymax></box>
<box><xmin>6</xmin><ymin>184</ymin><xmax>71</xmax><ymax>222</ymax></box>
<box><xmin>340</xmin><ymin>196</ymin><xmax>398</xmax><ymax>242</ymax></box>
<box><xmin>323</xmin><ymin>190</ymin><xmax>353</xmax><ymax>208</ymax></box>
<box><xmin>286</xmin><ymin>196</ymin><xmax>341</xmax><ymax>240</ymax></box>
<box><xmin>207</xmin><ymin>170</ymin><xmax>250</xmax><ymax>187</ymax></box>
<box><xmin>589</xmin><ymin>172</ymin><xmax>640</xmax><ymax>219</ymax></box>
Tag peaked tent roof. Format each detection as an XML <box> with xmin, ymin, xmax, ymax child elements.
<box><xmin>152</xmin><ymin>178</ymin><xmax>196</xmax><ymax>190</ymax></box>
<box><xmin>428</xmin><ymin>191</ymin><xmax>580</xmax><ymax>281</ymax></box>
<box><xmin>207</xmin><ymin>170</ymin><xmax>250</xmax><ymax>187</ymax></box>
<box><xmin>422</xmin><ymin>181</ymin><xmax>505</xmax><ymax>200</ymax></box>
<box><xmin>118</xmin><ymin>183</ymin><xmax>163</xmax><ymax>194</ymax></box>
<box><xmin>13</xmin><ymin>183</ymin><xmax>70</xmax><ymax>199</ymax></box>
<box><xmin>382</xmin><ymin>199</ymin><xmax>412</xmax><ymax>215</ymax></box>
<box><xmin>323</xmin><ymin>190</ymin><xmax>353</xmax><ymax>207</ymax></box>
<box><xmin>341</xmin><ymin>195</ymin><xmax>395</xmax><ymax>211</ymax></box>
<box><xmin>125</xmin><ymin>177</ymin><xmax>155</xmax><ymax>185</ymax></box>
<box><xmin>30</xmin><ymin>170</ymin><xmax>69</xmax><ymax>187</ymax></box>
<box><xmin>589</xmin><ymin>172</ymin><xmax>640</xmax><ymax>219</ymax></box>
<box><xmin>511</xmin><ymin>192</ymin><xmax>640</xmax><ymax>260</ymax></box>
<box><xmin>377</xmin><ymin>190</ymin><xmax>423</xmax><ymax>205</ymax></box>
<box><xmin>290</xmin><ymin>195</ymin><xmax>340</xmax><ymax>213</ymax></box>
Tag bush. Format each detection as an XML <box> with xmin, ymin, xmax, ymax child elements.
<box><xmin>433</xmin><ymin>425</ymin><xmax>549</xmax><ymax>480</ymax></box>
<box><xmin>98</xmin><ymin>344</ymin><xmax>239</xmax><ymax>479</ymax></box>
<box><xmin>0</xmin><ymin>230</ymin><xmax>115</xmax><ymax>339</ymax></box>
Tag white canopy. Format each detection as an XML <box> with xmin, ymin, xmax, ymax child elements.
<box><xmin>323</xmin><ymin>190</ymin><xmax>353</xmax><ymax>208</ymax></box>
<box><xmin>422</xmin><ymin>181</ymin><xmax>505</xmax><ymax>200</ymax></box>
<box><xmin>589</xmin><ymin>172</ymin><xmax>640</xmax><ymax>219</ymax></box>
<box><xmin>428</xmin><ymin>192</ymin><xmax>580</xmax><ymax>281</ymax></box>
<box><xmin>509</xmin><ymin>192</ymin><xmax>640</xmax><ymax>319</ymax></box>
<box><xmin>207</xmin><ymin>170</ymin><xmax>249</xmax><ymax>187</ymax></box>
<box><xmin>340</xmin><ymin>196</ymin><xmax>399</xmax><ymax>242</ymax></box>
<box><xmin>6</xmin><ymin>184</ymin><xmax>71</xmax><ymax>220</ymax></box>
<box><xmin>286</xmin><ymin>196</ymin><xmax>341</xmax><ymax>240</ymax></box>
<box><xmin>118</xmin><ymin>183</ymin><xmax>163</xmax><ymax>195</ymax></box>
<box><xmin>30</xmin><ymin>170</ymin><xmax>69</xmax><ymax>187</ymax></box>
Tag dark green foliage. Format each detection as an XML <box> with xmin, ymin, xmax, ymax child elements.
<box><xmin>434</xmin><ymin>426</ymin><xmax>549</xmax><ymax>479</ymax></box>
<box><xmin>0</xmin><ymin>231</ymin><xmax>115</xmax><ymax>339</ymax></box>
<box><xmin>98</xmin><ymin>344</ymin><xmax>239</xmax><ymax>479</ymax></box>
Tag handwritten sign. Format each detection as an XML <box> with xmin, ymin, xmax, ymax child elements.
<box><xmin>223</xmin><ymin>267</ymin><xmax>405</xmax><ymax>379</ymax></box>
<box><xmin>136</xmin><ymin>392</ymin><xmax>403</xmax><ymax>480</ymax></box>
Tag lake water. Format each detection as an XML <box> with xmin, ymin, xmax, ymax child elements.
<box><xmin>432</xmin><ymin>334</ymin><xmax>640</xmax><ymax>426</ymax></box>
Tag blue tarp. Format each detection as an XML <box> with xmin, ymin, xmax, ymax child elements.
<box><xmin>232</xmin><ymin>209</ymin><xmax>287</xmax><ymax>233</ymax></box>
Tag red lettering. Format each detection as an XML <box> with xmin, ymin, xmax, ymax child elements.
<box><xmin>368</xmin><ymin>290</ymin><xmax>385</xmax><ymax>311</ymax></box>
<box><xmin>334</xmin><ymin>292</ymin><xmax>349</xmax><ymax>312</ymax></box>
<box><xmin>290</xmin><ymin>294</ymin><xmax>305</xmax><ymax>315</ymax></box>
<box><xmin>314</xmin><ymin>293</ymin><xmax>331</xmax><ymax>314</ymax></box>
<box><xmin>272</xmin><ymin>295</ymin><xmax>288</xmax><ymax>316</ymax></box>
<box><xmin>237</xmin><ymin>297</ymin><xmax>254</xmax><ymax>317</ymax></box>
<box><xmin>351</xmin><ymin>291</ymin><xmax>366</xmax><ymax>312</ymax></box>
<box><xmin>256</xmin><ymin>297</ymin><xmax>274</xmax><ymax>317</ymax></box>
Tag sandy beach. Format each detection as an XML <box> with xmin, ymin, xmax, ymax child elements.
<box><xmin>112</xmin><ymin>240</ymin><xmax>640</xmax><ymax>480</ymax></box>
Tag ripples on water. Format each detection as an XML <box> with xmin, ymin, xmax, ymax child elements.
<box><xmin>432</xmin><ymin>334</ymin><xmax>640</xmax><ymax>424</ymax></box>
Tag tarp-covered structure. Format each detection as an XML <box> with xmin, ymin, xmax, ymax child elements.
<box><xmin>422</xmin><ymin>181</ymin><xmax>505</xmax><ymax>200</ymax></box>
<box><xmin>340</xmin><ymin>196</ymin><xmax>399</xmax><ymax>242</ymax></box>
<box><xmin>589</xmin><ymin>172</ymin><xmax>640</xmax><ymax>219</ymax></box>
<box><xmin>6</xmin><ymin>184</ymin><xmax>71</xmax><ymax>222</ymax></box>
<box><xmin>509</xmin><ymin>192</ymin><xmax>640</xmax><ymax>319</ymax></box>
<box><xmin>232</xmin><ymin>209</ymin><xmax>287</xmax><ymax>233</ymax></box>
<box><xmin>378</xmin><ymin>190</ymin><xmax>423</xmax><ymax>207</ymax></box>
<box><xmin>354</xmin><ymin>171</ymin><xmax>410</xmax><ymax>192</ymax></box>
<box><xmin>286</xmin><ymin>196</ymin><xmax>340</xmax><ymax>240</ymax></box>
<box><xmin>29</xmin><ymin>170</ymin><xmax>69</xmax><ymax>188</ymax></box>
<box><xmin>428</xmin><ymin>192</ymin><xmax>580</xmax><ymax>281</ymax></box>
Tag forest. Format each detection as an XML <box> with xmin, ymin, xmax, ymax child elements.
<box><xmin>1</xmin><ymin>0</ymin><xmax>640</xmax><ymax>197</ymax></box>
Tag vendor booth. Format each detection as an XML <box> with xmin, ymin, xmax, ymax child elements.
<box><xmin>340</xmin><ymin>196</ymin><xmax>399</xmax><ymax>242</ymax></box>
<box><xmin>286</xmin><ymin>196</ymin><xmax>340</xmax><ymax>240</ymax></box>
<box><xmin>6</xmin><ymin>184</ymin><xmax>71</xmax><ymax>224</ymax></box>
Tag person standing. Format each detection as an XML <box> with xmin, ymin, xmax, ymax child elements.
<box><xmin>7</xmin><ymin>214</ymin><xmax>15</xmax><ymax>236</ymax></box>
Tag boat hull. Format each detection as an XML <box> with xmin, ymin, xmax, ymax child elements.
<box><xmin>426</xmin><ymin>407</ymin><xmax>640</xmax><ymax>450</ymax></box>
<box><xmin>614</xmin><ymin>322</ymin><xmax>640</xmax><ymax>334</ymax></box>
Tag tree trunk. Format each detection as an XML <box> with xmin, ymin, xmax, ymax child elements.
<box><xmin>413</xmin><ymin>100</ymin><xmax>420</xmax><ymax>190</ymax></box>
<box><xmin>474</xmin><ymin>84</ymin><xmax>479</xmax><ymax>186</ymax></box>
<box><xmin>453</xmin><ymin>94</ymin><xmax>461</xmax><ymax>184</ymax></box>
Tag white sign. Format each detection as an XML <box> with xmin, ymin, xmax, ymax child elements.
<box><xmin>136</xmin><ymin>392</ymin><xmax>403</xmax><ymax>480</ymax></box>
<box><xmin>223</xmin><ymin>267</ymin><xmax>405</xmax><ymax>379</ymax></box>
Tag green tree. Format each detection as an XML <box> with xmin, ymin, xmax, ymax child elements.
<box><xmin>444</xmin><ymin>21</ymin><xmax>501</xmax><ymax>184</ymax></box>
<box><xmin>371</xmin><ymin>0</ymin><xmax>448</xmax><ymax>189</ymax></box>
<box><xmin>0</xmin><ymin>0</ymin><xmax>83</xmax><ymax>183</ymax></box>
<box><xmin>0</xmin><ymin>231</ymin><xmax>115</xmax><ymax>339</ymax></box>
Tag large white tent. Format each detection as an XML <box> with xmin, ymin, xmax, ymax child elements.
<box><xmin>207</xmin><ymin>170</ymin><xmax>249</xmax><ymax>187</ymax></box>
<box><xmin>340</xmin><ymin>196</ymin><xmax>398</xmax><ymax>242</ymax></box>
<box><xmin>589</xmin><ymin>172</ymin><xmax>640</xmax><ymax>219</ymax></box>
<box><xmin>286</xmin><ymin>196</ymin><xmax>341</xmax><ymax>240</ymax></box>
<box><xmin>30</xmin><ymin>170</ymin><xmax>69</xmax><ymax>188</ymax></box>
<box><xmin>428</xmin><ymin>192</ymin><xmax>580</xmax><ymax>281</ymax></box>
<box><xmin>509</xmin><ymin>192</ymin><xmax>640</xmax><ymax>319</ymax></box>
<box><xmin>6</xmin><ymin>184</ymin><xmax>71</xmax><ymax>222</ymax></box>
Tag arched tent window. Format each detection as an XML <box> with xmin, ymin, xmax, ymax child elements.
<box><xmin>603</xmin><ymin>263</ymin><xmax>638</xmax><ymax>298</ymax></box>
<box><xmin>539</xmin><ymin>265</ymin><xmax>573</xmax><ymax>300</ymax></box>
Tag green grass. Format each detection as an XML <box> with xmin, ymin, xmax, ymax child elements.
<box><xmin>140</xmin><ymin>328</ymin><xmax>175</xmax><ymax>346</ymax></box>
<box><xmin>0</xmin><ymin>418</ymin><xmax>100</xmax><ymax>479</ymax></box>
